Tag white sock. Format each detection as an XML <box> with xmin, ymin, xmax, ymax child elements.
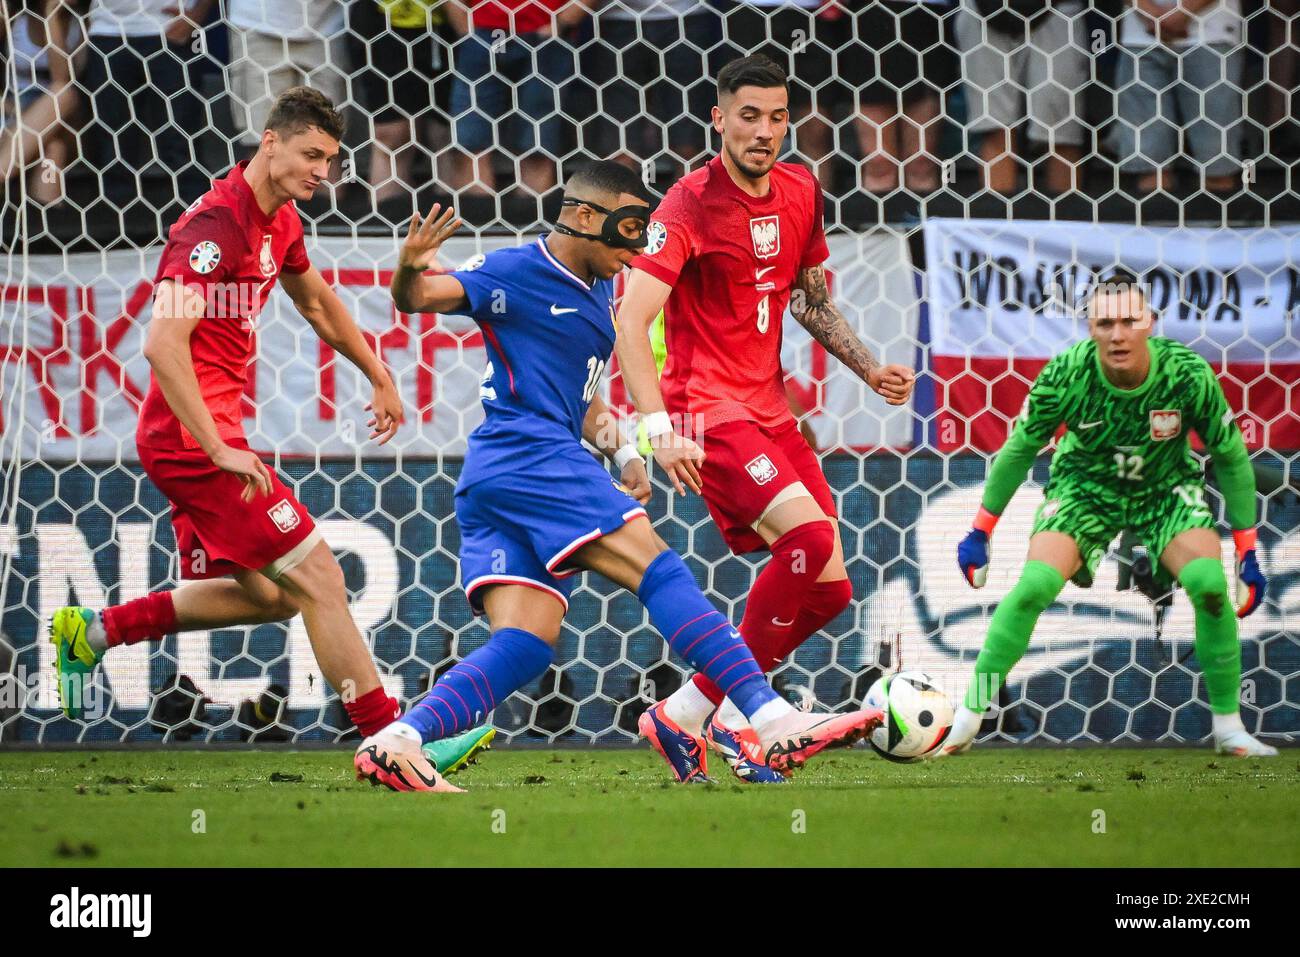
<box><xmin>382</xmin><ymin>721</ymin><xmax>422</xmax><ymax>745</ymax></box>
<box><xmin>85</xmin><ymin>612</ymin><xmax>109</xmax><ymax>655</ymax></box>
<box><xmin>950</xmin><ymin>705</ymin><xmax>984</xmax><ymax>743</ymax></box>
<box><xmin>715</xmin><ymin>697</ymin><xmax>748</xmax><ymax>729</ymax></box>
<box><xmin>662</xmin><ymin>680</ymin><xmax>715</xmax><ymax>736</ymax></box>
<box><xmin>1212</xmin><ymin>712</ymin><xmax>1246</xmax><ymax>738</ymax></box>
<box><xmin>748</xmin><ymin>697</ymin><xmax>795</xmax><ymax>741</ymax></box>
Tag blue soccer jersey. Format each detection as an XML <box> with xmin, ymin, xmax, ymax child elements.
<box><xmin>449</xmin><ymin>237</ymin><xmax>646</xmax><ymax>611</ymax></box>
<box><xmin>452</xmin><ymin>237</ymin><xmax>618</xmax><ymax>488</ymax></box>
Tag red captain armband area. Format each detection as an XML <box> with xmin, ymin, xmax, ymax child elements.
<box><xmin>972</xmin><ymin>506</ymin><xmax>1001</xmax><ymax>535</ymax></box>
<box><xmin>1233</xmin><ymin>528</ymin><xmax>1258</xmax><ymax>556</ymax></box>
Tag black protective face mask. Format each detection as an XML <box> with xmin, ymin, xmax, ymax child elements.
<box><xmin>552</xmin><ymin>198</ymin><xmax>650</xmax><ymax>250</ymax></box>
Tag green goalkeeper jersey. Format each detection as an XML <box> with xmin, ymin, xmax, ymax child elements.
<box><xmin>981</xmin><ymin>336</ymin><xmax>1257</xmax><ymax>531</ymax></box>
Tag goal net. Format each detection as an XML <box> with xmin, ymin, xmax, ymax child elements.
<box><xmin>1</xmin><ymin>0</ymin><xmax>1296</xmax><ymax>746</ymax></box>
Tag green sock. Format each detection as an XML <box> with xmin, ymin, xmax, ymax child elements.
<box><xmin>1178</xmin><ymin>556</ymin><xmax>1241</xmax><ymax>715</ymax></box>
<box><xmin>964</xmin><ymin>560</ymin><xmax>1066</xmax><ymax>712</ymax></box>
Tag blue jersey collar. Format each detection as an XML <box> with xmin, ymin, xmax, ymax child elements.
<box><xmin>537</xmin><ymin>237</ymin><xmax>596</xmax><ymax>291</ymax></box>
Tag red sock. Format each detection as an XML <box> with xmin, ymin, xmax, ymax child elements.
<box><xmin>776</xmin><ymin>577</ymin><xmax>852</xmax><ymax>661</ymax></box>
<box><xmin>346</xmin><ymin>686</ymin><xmax>401</xmax><ymax>737</ymax></box>
<box><xmin>102</xmin><ymin>591</ymin><xmax>178</xmax><ymax>648</ymax></box>
<box><xmin>692</xmin><ymin>521</ymin><xmax>836</xmax><ymax>704</ymax></box>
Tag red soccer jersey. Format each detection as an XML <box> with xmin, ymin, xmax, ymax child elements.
<box><xmin>138</xmin><ymin>161</ymin><xmax>311</xmax><ymax>451</ymax></box>
<box><xmin>630</xmin><ymin>155</ymin><xmax>829</xmax><ymax>431</ymax></box>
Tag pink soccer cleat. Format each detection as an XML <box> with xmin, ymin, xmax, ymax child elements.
<box><xmin>758</xmin><ymin>708</ymin><xmax>885</xmax><ymax>773</ymax></box>
<box><xmin>355</xmin><ymin>728</ymin><xmax>465</xmax><ymax>793</ymax></box>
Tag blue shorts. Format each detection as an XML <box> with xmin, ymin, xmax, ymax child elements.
<box><xmin>456</xmin><ymin>452</ymin><xmax>647</xmax><ymax>614</ymax></box>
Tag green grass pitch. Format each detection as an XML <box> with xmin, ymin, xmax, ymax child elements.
<box><xmin>1</xmin><ymin>747</ymin><xmax>1296</xmax><ymax>867</ymax></box>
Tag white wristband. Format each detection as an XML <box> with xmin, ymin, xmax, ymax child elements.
<box><xmin>642</xmin><ymin>411</ymin><xmax>673</xmax><ymax>439</ymax></box>
<box><xmin>612</xmin><ymin>443</ymin><xmax>642</xmax><ymax>472</ymax></box>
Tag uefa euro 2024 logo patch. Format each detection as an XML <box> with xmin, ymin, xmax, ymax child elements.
<box><xmin>189</xmin><ymin>241</ymin><xmax>221</xmax><ymax>275</ymax></box>
<box><xmin>1150</xmin><ymin>409</ymin><xmax>1182</xmax><ymax>441</ymax></box>
<box><xmin>644</xmin><ymin>221</ymin><xmax>667</xmax><ymax>255</ymax></box>
<box><xmin>749</xmin><ymin>216</ymin><xmax>780</xmax><ymax>259</ymax></box>
<box><xmin>745</xmin><ymin>453</ymin><xmax>779</xmax><ymax>486</ymax></box>
<box><xmin>267</xmin><ymin>499</ymin><xmax>300</xmax><ymax>534</ymax></box>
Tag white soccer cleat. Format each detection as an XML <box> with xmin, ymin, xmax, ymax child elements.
<box><xmin>930</xmin><ymin>738</ymin><xmax>972</xmax><ymax>759</ymax></box>
<box><xmin>1214</xmin><ymin>730</ymin><xmax>1279</xmax><ymax>758</ymax></box>
<box><xmin>927</xmin><ymin>705</ymin><xmax>981</xmax><ymax>760</ymax></box>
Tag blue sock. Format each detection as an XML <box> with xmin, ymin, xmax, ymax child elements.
<box><xmin>398</xmin><ymin>627</ymin><xmax>554</xmax><ymax>743</ymax></box>
<box><xmin>637</xmin><ymin>550</ymin><xmax>779</xmax><ymax>719</ymax></box>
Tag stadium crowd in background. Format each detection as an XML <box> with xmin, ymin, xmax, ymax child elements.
<box><xmin>0</xmin><ymin>0</ymin><xmax>85</xmax><ymax>205</ymax></box>
<box><xmin>1111</xmin><ymin>0</ymin><xmax>1246</xmax><ymax>196</ymax></box>
<box><xmin>0</xmin><ymin>0</ymin><xmax>1296</xmax><ymax>224</ymax></box>
<box><xmin>955</xmin><ymin>0</ymin><xmax>1087</xmax><ymax>195</ymax></box>
<box><xmin>80</xmin><ymin>0</ymin><xmax>214</xmax><ymax>213</ymax></box>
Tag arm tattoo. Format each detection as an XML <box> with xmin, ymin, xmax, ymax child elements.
<box><xmin>790</xmin><ymin>265</ymin><xmax>881</xmax><ymax>382</ymax></box>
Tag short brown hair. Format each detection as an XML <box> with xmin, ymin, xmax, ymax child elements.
<box><xmin>265</xmin><ymin>86</ymin><xmax>345</xmax><ymax>141</ymax></box>
<box><xmin>717</xmin><ymin>54</ymin><xmax>788</xmax><ymax>100</ymax></box>
<box><xmin>1088</xmin><ymin>269</ymin><xmax>1150</xmax><ymax>321</ymax></box>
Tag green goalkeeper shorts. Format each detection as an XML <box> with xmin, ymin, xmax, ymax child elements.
<box><xmin>1031</xmin><ymin>476</ymin><xmax>1216</xmax><ymax>588</ymax></box>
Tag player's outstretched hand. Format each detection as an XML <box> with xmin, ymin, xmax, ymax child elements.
<box><xmin>1235</xmin><ymin>548</ymin><xmax>1267</xmax><ymax>618</ymax></box>
<box><xmin>365</xmin><ymin>375</ymin><xmax>406</xmax><ymax>445</ymax></box>
<box><xmin>212</xmin><ymin>444</ymin><xmax>274</xmax><ymax>503</ymax></box>
<box><xmin>620</xmin><ymin>459</ymin><xmax>652</xmax><ymax>505</ymax></box>
<box><xmin>649</xmin><ymin>431</ymin><xmax>705</xmax><ymax>496</ymax></box>
<box><xmin>868</xmin><ymin>365</ymin><xmax>916</xmax><ymax>406</ymax></box>
<box><xmin>957</xmin><ymin>528</ymin><xmax>990</xmax><ymax>588</ymax></box>
<box><xmin>399</xmin><ymin>204</ymin><xmax>462</xmax><ymax>273</ymax></box>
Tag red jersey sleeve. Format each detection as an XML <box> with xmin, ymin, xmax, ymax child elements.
<box><xmin>630</xmin><ymin>185</ymin><xmax>700</xmax><ymax>287</ymax></box>
<box><xmin>154</xmin><ymin>209</ymin><xmax>245</xmax><ymax>287</ymax></box>
<box><xmin>800</xmin><ymin>173</ymin><xmax>830</xmax><ymax>269</ymax></box>
<box><xmin>282</xmin><ymin>219</ymin><xmax>311</xmax><ymax>275</ymax></box>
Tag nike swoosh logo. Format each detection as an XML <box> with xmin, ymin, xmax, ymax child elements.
<box><xmin>1077</xmin><ymin>421</ymin><xmax>1103</xmax><ymax>429</ymax></box>
<box><xmin>771</xmin><ymin>617</ymin><xmax>794</xmax><ymax>627</ymax></box>
<box><xmin>410</xmin><ymin>763</ymin><xmax>442</xmax><ymax>787</ymax></box>
<box><xmin>550</xmin><ymin>304</ymin><xmax>578</xmax><ymax>315</ymax></box>
<box><xmin>70</xmin><ymin>617</ymin><xmax>88</xmax><ymax>663</ymax></box>
<box><xmin>755</xmin><ymin>266</ymin><xmax>775</xmax><ymax>280</ymax></box>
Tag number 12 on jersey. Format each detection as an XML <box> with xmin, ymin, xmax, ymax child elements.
<box><xmin>1114</xmin><ymin>452</ymin><xmax>1145</xmax><ymax>481</ymax></box>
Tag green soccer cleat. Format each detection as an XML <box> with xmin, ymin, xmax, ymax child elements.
<box><xmin>420</xmin><ymin>725</ymin><xmax>496</xmax><ymax>775</ymax></box>
<box><xmin>49</xmin><ymin>606</ymin><xmax>104</xmax><ymax>720</ymax></box>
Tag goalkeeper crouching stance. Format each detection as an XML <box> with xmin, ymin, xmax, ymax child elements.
<box><xmin>942</xmin><ymin>272</ymin><xmax>1275</xmax><ymax>759</ymax></box>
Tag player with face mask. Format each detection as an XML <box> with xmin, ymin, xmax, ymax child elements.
<box><xmin>356</xmin><ymin>160</ymin><xmax>885</xmax><ymax>791</ymax></box>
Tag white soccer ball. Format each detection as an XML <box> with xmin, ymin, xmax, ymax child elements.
<box><xmin>863</xmin><ymin>671</ymin><xmax>954</xmax><ymax>762</ymax></box>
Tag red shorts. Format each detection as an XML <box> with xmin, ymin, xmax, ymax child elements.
<box><xmin>698</xmin><ymin>417</ymin><xmax>837</xmax><ymax>554</ymax></box>
<box><xmin>139</xmin><ymin>439</ymin><xmax>320</xmax><ymax>580</ymax></box>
